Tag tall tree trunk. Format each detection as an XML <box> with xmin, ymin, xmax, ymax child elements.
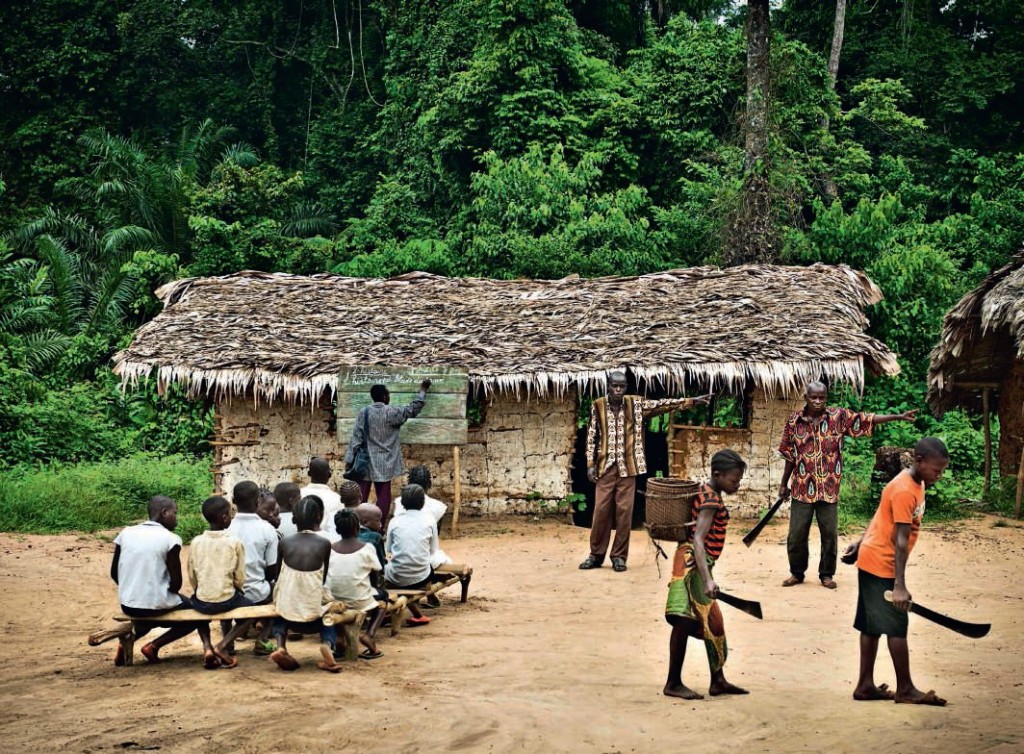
<box><xmin>743</xmin><ymin>0</ymin><xmax>770</xmax><ymax>173</ymax></box>
<box><xmin>827</xmin><ymin>0</ymin><xmax>847</xmax><ymax>87</ymax></box>
<box><xmin>820</xmin><ymin>0</ymin><xmax>847</xmax><ymax>203</ymax></box>
<box><xmin>725</xmin><ymin>0</ymin><xmax>775</xmax><ymax>266</ymax></box>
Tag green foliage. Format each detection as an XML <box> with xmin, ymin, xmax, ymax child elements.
<box><xmin>0</xmin><ymin>453</ymin><xmax>211</xmax><ymax>539</ymax></box>
<box><xmin>3</xmin><ymin>0</ymin><xmax>1023</xmax><ymax>531</ymax></box>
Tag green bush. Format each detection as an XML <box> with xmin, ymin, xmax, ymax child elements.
<box><xmin>0</xmin><ymin>453</ymin><xmax>213</xmax><ymax>540</ymax></box>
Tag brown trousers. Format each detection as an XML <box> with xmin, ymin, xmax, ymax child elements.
<box><xmin>589</xmin><ymin>466</ymin><xmax>637</xmax><ymax>560</ymax></box>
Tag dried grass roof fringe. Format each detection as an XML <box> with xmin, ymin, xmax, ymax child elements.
<box><xmin>928</xmin><ymin>252</ymin><xmax>1024</xmax><ymax>415</ymax></box>
<box><xmin>112</xmin><ymin>264</ymin><xmax>900</xmax><ymax>404</ymax></box>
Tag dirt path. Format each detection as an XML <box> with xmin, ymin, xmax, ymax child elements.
<box><xmin>1</xmin><ymin>515</ymin><xmax>1022</xmax><ymax>753</ymax></box>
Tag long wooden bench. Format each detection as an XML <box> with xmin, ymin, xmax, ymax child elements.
<box><xmin>88</xmin><ymin>603</ymin><xmax>365</xmax><ymax>665</ymax></box>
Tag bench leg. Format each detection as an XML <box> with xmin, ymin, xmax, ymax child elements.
<box><xmin>459</xmin><ymin>574</ymin><xmax>472</xmax><ymax>603</ymax></box>
<box><xmin>120</xmin><ymin>630</ymin><xmax>136</xmax><ymax>667</ymax></box>
<box><xmin>340</xmin><ymin>621</ymin><xmax>361</xmax><ymax>661</ymax></box>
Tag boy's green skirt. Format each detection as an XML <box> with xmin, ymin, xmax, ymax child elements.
<box><xmin>665</xmin><ymin>543</ymin><xmax>728</xmax><ymax>673</ymax></box>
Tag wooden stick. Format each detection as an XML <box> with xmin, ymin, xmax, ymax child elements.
<box><xmin>982</xmin><ymin>388</ymin><xmax>992</xmax><ymax>497</ymax></box>
<box><xmin>89</xmin><ymin>624</ymin><xmax>133</xmax><ymax>646</ymax></box>
<box><xmin>451</xmin><ymin>445</ymin><xmax>462</xmax><ymax>538</ymax></box>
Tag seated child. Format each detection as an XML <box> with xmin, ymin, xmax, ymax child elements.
<box><xmin>111</xmin><ymin>496</ymin><xmax>221</xmax><ymax>668</ymax></box>
<box><xmin>392</xmin><ymin>466</ymin><xmax>452</xmax><ymax>569</ymax></box>
<box><xmin>188</xmin><ymin>496</ymin><xmax>251</xmax><ymax>614</ymax></box>
<box><xmin>327</xmin><ymin>509</ymin><xmax>384</xmax><ymax>659</ymax></box>
<box><xmin>339</xmin><ymin>480</ymin><xmax>363</xmax><ymax>510</ymax></box>
<box><xmin>273</xmin><ymin>482</ymin><xmax>300</xmax><ymax>538</ymax></box>
<box><xmin>257</xmin><ymin>488</ymin><xmax>282</xmax><ymax>534</ymax></box>
<box><xmin>225</xmin><ymin>481</ymin><xmax>280</xmax><ymax>655</ymax></box>
<box><xmin>270</xmin><ymin>495</ymin><xmax>343</xmax><ymax>673</ymax></box>
<box><xmin>355</xmin><ymin>502</ymin><xmax>387</xmax><ymax>569</ymax></box>
<box><xmin>384</xmin><ymin>484</ymin><xmax>447</xmax><ymax>623</ymax></box>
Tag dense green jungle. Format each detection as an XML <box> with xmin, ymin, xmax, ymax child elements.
<box><xmin>1</xmin><ymin>1</ymin><xmax>1021</xmax><ymax>535</ymax></box>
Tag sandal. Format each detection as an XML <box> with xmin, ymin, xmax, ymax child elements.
<box><xmin>253</xmin><ymin>639</ymin><xmax>277</xmax><ymax>656</ymax></box>
<box><xmin>405</xmin><ymin>616</ymin><xmax>431</xmax><ymax>627</ymax></box>
<box><xmin>358</xmin><ymin>649</ymin><xmax>384</xmax><ymax>660</ymax></box>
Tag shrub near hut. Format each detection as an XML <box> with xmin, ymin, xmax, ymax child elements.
<box><xmin>0</xmin><ymin>454</ymin><xmax>209</xmax><ymax>539</ymax></box>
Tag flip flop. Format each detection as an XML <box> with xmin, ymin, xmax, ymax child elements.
<box><xmin>358</xmin><ymin>649</ymin><xmax>384</xmax><ymax>660</ymax></box>
<box><xmin>853</xmin><ymin>683</ymin><xmax>896</xmax><ymax>701</ymax></box>
<box><xmin>253</xmin><ymin>640</ymin><xmax>276</xmax><ymax>656</ymax></box>
<box><xmin>895</xmin><ymin>690</ymin><xmax>947</xmax><ymax>706</ymax></box>
<box><xmin>270</xmin><ymin>649</ymin><xmax>300</xmax><ymax>671</ymax></box>
<box><xmin>405</xmin><ymin>616</ymin><xmax>431</xmax><ymax>627</ymax></box>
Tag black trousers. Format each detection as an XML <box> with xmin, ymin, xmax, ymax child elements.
<box><xmin>786</xmin><ymin>500</ymin><xmax>839</xmax><ymax>580</ymax></box>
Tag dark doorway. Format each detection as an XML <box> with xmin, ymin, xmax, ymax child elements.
<box><xmin>570</xmin><ymin>412</ymin><xmax>671</xmax><ymax>529</ymax></box>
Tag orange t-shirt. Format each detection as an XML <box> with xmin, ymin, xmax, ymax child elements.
<box><xmin>856</xmin><ymin>470</ymin><xmax>926</xmax><ymax>579</ymax></box>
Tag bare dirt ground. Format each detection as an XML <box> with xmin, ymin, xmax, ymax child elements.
<box><xmin>1</xmin><ymin>514</ymin><xmax>1023</xmax><ymax>754</ymax></box>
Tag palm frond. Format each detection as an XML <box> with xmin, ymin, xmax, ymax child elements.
<box><xmin>280</xmin><ymin>201</ymin><xmax>337</xmax><ymax>238</ymax></box>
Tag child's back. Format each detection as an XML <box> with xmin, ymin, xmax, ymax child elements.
<box><xmin>328</xmin><ymin>510</ymin><xmax>382</xmax><ymax>611</ymax></box>
<box><xmin>384</xmin><ymin>485</ymin><xmax>438</xmax><ymax>588</ymax></box>
<box><xmin>115</xmin><ymin>519</ymin><xmax>184</xmax><ymax>612</ymax></box>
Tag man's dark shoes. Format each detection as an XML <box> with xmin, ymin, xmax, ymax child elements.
<box><xmin>611</xmin><ymin>557</ymin><xmax>627</xmax><ymax>573</ymax></box>
<box><xmin>579</xmin><ymin>555</ymin><xmax>604</xmax><ymax>570</ymax></box>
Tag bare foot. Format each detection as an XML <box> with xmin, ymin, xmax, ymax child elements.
<box><xmin>663</xmin><ymin>682</ymin><xmax>705</xmax><ymax>700</ymax></box>
<box><xmin>140</xmin><ymin>643</ymin><xmax>161</xmax><ymax>664</ymax></box>
<box><xmin>270</xmin><ymin>648</ymin><xmax>300</xmax><ymax>671</ymax></box>
<box><xmin>709</xmin><ymin>679</ymin><xmax>749</xmax><ymax>696</ymax></box>
<box><xmin>853</xmin><ymin>682</ymin><xmax>896</xmax><ymax>701</ymax></box>
<box><xmin>894</xmin><ymin>688</ymin><xmax>947</xmax><ymax>706</ymax></box>
<box><xmin>203</xmin><ymin>649</ymin><xmax>222</xmax><ymax>670</ymax></box>
<box><xmin>317</xmin><ymin>645</ymin><xmax>342</xmax><ymax>673</ymax></box>
<box><xmin>214</xmin><ymin>647</ymin><xmax>238</xmax><ymax>669</ymax></box>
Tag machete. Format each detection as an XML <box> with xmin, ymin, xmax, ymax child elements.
<box><xmin>742</xmin><ymin>497</ymin><xmax>786</xmax><ymax>548</ymax></box>
<box><xmin>716</xmin><ymin>590</ymin><xmax>763</xmax><ymax>620</ymax></box>
<box><xmin>883</xmin><ymin>590</ymin><xmax>990</xmax><ymax>639</ymax></box>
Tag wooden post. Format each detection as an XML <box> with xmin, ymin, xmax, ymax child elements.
<box><xmin>982</xmin><ymin>388</ymin><xmax>992</xmax><ymax>497</ymax></box>
<box><xmin>451</xmin><ymin>445</ymin><xmax>462</xmax><ymax>538</ymax></box>
<box><xmin>1016</xmin><ymin>448</ymin><xmax>1024</xmax><ymax>520</ymax></box>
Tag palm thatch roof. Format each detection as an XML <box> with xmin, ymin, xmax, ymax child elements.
<box><xmin>928</xmin><ymin>253</ymin><xmax>1024</xmax><ymax>415</ymax></box>
<box><xmin>113</xmin><ymin>264</ymin><xmax>899</xmax><ymax>403</ymax></box>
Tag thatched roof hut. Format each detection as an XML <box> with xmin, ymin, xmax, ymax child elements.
<box><xmin>928</xmin><ymin>253</ymin><xmax>1024</xmax><ymax>511</ymax></box>
<box><xmin>113</xmin><ymin>264</ymin><xmax>899</xmax><ymax>516</ymax></box>
<box><xmin>114</xmin><ymin>264</ymin><xmax>898</xmax><ymax>403</ymax></box>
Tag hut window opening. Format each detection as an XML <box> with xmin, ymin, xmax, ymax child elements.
<box><xmin>668</xmin><ymin>384</ymin><xmax>754</xmax><ymax>431</ymax></box>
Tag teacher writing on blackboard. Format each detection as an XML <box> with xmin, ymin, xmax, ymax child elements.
<box><xmin>345</xmin><ymin>379</ymin><xmax>432</xmax><ymax>520</ymax></box>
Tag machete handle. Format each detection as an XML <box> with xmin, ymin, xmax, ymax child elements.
<box><xmin>883</xmin><ymin>589</ymin><xmax>911</xmax><ymax>607</ymax></box>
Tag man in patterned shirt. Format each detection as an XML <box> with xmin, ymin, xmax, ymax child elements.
<box><xmin>778</xmin><ymin>381</ymin><xmax>916</xmax><ymax>590</ymax></box>
<box><xmin>579</xmin><ymin>371</ymin><xmax>710</xmax><ymax>573</ymax></box>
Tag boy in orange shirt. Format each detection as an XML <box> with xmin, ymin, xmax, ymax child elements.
<box><xmin>841</xmin><ymin>437</ymin><xmax>949</xmax><ymax>706</ymax></box>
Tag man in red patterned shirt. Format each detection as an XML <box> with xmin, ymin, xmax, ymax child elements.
<box><xmin>778</xmin><ymin>381</ymin><xmax>916</xmax><ymax>590</ymax></box>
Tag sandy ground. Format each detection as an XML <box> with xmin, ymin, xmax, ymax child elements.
<box><xmin>1</xmin><ymin>514</ymin><xmax>1023</xmax><ymax>754</ymax></box>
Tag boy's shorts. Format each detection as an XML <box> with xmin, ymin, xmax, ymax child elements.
<box><xmin>853</xmin><ymin>569</ymin><xmax>908</xmax><ymax>638</ymax></box>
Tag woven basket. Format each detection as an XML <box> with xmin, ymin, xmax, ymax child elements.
<box><xmin>644</xmin><ymin>478</ymin><xmax>700</xmax><ymax>542</ymax></box>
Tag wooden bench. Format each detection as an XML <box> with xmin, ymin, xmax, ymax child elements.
<box><xmin>433</xmin><ymin>563</ymin><xmax>474</xmax><ymax>603</ymax></box>
<box><xmin>88</xmin><ymin>603</ymin><xmax>366</xmax><ymax>665</ymax></box>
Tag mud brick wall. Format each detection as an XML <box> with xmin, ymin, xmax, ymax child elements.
<box><xmin>213</xmin><ymin>391</ymin><xmax>578</xmax><ymax>515</ymax></box>
<box><xmin>669</xmin><ymin>387</ymin><xmax>804</xmax><ymax>519</ymax></box>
